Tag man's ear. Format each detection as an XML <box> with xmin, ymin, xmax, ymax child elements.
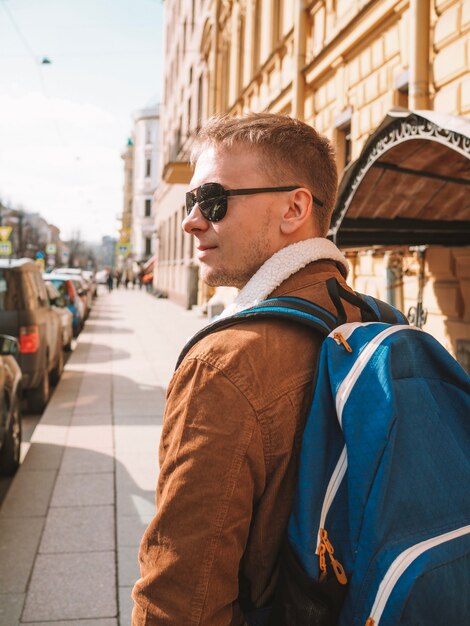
<box><xmin>279</xmin><ymin>188</ymin><xmax>315</xmax><ymax>235</ymax></box>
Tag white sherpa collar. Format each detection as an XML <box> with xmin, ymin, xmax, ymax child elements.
<box><xmin>220</xmin><ymin>238</ymin><xmax>349</xmax><ymax>318</ymax></box>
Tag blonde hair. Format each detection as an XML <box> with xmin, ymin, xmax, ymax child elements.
<box><xmin>191</xmin><ymin>113</ymin><xmax>338</xmax><ymax>235</ymax></box>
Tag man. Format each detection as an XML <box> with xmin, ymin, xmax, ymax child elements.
<box><xmin>132</xmin><ymin>113</ymin><xmax>360</xmax><ymax>625</ymax></box>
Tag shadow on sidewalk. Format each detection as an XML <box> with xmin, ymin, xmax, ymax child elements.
<box><xmin>67</xmin><ymin>342</ymin><xmax>131</xmax><ymax>364</ymax></box>
<box><xmin>1</xmin><ymin>441</ymin><xmax>155</xmax><ymax>625</ymax></box>
<box><xmin>83</xmin><ymin>323</ymin><xmax>134</xmax><ymax>334</ymax></box>
<box><xmin>45</xmin><ymin>370</ymin><xmax>166</xmax><ymax>427</ymax></box>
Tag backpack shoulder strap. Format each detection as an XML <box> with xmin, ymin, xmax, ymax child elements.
<box><xmin>326</xmin><ymin>277</ymin><xmax>408</xmax><ymax>325</ymax></box>
<box><xmin>175</xmin><ymin>296</ymin><xmax>338</xmax><ymax>370</ymax></box>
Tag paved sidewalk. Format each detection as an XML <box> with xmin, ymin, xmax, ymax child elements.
<box><xmin>0</xmin><ymin>289</ymin><xmax>208</xmax><ymax>626</ymax></box>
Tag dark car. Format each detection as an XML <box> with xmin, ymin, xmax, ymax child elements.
<box><xmin>0</xmin><ymin>334</ymin><xmax>23</xmax><ymax>476</ymax></box>
<box><xmin>0</xmin><ymin>259</ymin><xmax>63</xmax><ymax>413</ymax></box>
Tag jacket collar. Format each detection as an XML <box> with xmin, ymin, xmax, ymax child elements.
<box><xmin>220</xmin><ymin>238</ymin><xmax>348</xmax><ymax>318</ymax></box>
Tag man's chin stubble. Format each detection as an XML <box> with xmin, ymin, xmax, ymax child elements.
<box><xmin>201</xmin><ymin>266</ymin><xmax>252</xmax><ymax>290</ymax></box>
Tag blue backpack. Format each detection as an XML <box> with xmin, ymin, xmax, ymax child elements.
<box><xmin>178</xmin><ymin>278</ymin><xmax>470</xmax><ymax>626</ymax></box>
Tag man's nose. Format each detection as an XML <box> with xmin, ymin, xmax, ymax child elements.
<box><xmin>182</xmin><ymin>204</ymin><xmax>209</xmax><ymax>234</ymax></box>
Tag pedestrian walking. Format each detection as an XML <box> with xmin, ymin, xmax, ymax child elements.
<box><xmin>132</xmin><ymin>113</ymin><xmax>354</xmax><ymax>624</ymax></box>
<box><xmin>106</xmin><ymin>270</ymin><xmax>113</xmax><ymax>292</ymax></box>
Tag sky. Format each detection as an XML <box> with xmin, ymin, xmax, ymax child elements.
<box><xmin>0</xmin><ymin>0</ymin><xmax>164</xmax><ymax>242</ymax></box>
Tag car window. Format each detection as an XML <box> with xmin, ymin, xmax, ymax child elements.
<box><xmin>30</xmin><ymin>271</ymin><xmax>49</xmax><ymax>308</ymax></box>
<box><xmin>48</xmin><ymin>279</ymin><xmax>68</xmax><ymax>299</ymax></box>
<box><xmin>0</xmin><ymin>269</ymin><xmax>25</xmax><ymax>310</ymax></box>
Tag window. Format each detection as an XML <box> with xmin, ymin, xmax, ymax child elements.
<box><xmin>145</xmin><ymin>199</ymin><xmax>152</xmax><ymax>217</ymax></box>
<box><xmin>187</xmin><ymin>97</ymin><xmax>192</xmax><ymax>134</ymax></box>
<box><xmin>181</xmin><ymin>205</ymin><xmax>185</xmax><ymax>259</ymax></box>
<box><xmin>334</xmin><ymin>107</ymin><xmax>353</xmax><ymax>171</ymax></box>
<box><xmin>457</xmin><ymin>340</ymin><xmax>470</xmax><ymax>374</ymax></box>
<box><xmin>394</xmin><ymin>70</ymin><xmax>409</xmax><ymax>108</ymax></box>
<box><xmin>197</xmin><ymin>74</ymin><xmax>203</xmax><ymax>128</ymax></box>
<box><xmin>145</xmin><ymin>159</ymin><xmax>151</xmax><ymax>177</ymax></box>
<box><xmin>252</xmin><ymin>0</ymin><xmax>261</xmax><ymax>75</ymax></box>
<box><xmin>145</xmin><ymin>237</ymin><xmax>152</xmax><ymax>257</ymax></box>
<box><xmin>0</xmin><ymin>270</ymin><xmax>24</xmax><ymax>310</ymax></box>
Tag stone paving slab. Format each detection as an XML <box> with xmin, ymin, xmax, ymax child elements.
<box><xmin>0</xmin><ymin>517</ymin><xmax>45</xmax><ymax>593</ymax></box>
<box><xmin>117</xmin><ymin>514</ymin><xmax>153</xmax><ymax>547</ymax></box>
<box><xmin>59</xmin><ymin>447</ymin><xmax>114</xmax><ymax>475</ymax></box>
<box><xmin>21</xmin><ymin>551</ymin><xmax>117</xmax><ymax>622</ymax></box>
<box><xmin>118</xmin><ymin>545</ymin><xmax>141</xmax><ymax>587</ymax></box>
<box><xmin>116</xmin><ymin>489</ymin><xmax>155</xmax><ymax>518</ymax></box>
<box><xmin>50</xmin><ymin>472</ymin><xmax>114</xmax><ymax>507</ymax></box>
<box><xmin>118</xmin><ymin>587</ymin><xmax>133</xmax><ymax>626</ymax></box>
<box><xmin>20</xmin><ymin>443</ymin><xmax>64</xmax><ymax>471</ymax></box>
<box><xmin>39</xmin><ymin>505</ymin><xmax>114</xmax><ymax>553</ymax></box>
<box><xmin>0</xmin><ymin>290</ymin><xmax>210</xmax><ymax>625</ymax></box>
<box><xmin>0</xmin><ymin>593</ymin><xmax>25</xmax><ymax>625</ymax></box>
<box><xmin>66</xmin><ymin>425</ymin><xmax>114</xmax><ymax>449</ymax></box>
<box><xmin>0</xmin><ymin>470</ymin><xmax>56</xmax><ymax>518</ymax></box>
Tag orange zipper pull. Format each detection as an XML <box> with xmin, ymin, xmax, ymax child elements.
<box><xmin>333</xmin><ymin>332</ymin><xmax>352</xmax><ymax>352</ymax></box>
<box><xmin>318</xmin><ymin>542</ymin><xmax>327</xmax><ymax>581</ymax></box>
<box><xmin>318</xmin><ymin>529</ymin><xmax>348</xmax><ymax>585</ymax></box>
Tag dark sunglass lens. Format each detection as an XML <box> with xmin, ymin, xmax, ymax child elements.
<box><xmin>197</xmin><ymin>182</ymin><xmax>225</xmax><ymax>202</ymax></box>
<box><xmin>185</xmin><ymin>197</ymin><xmax>193</xmax><ymax>215</ymax></box>
<box><xmin>200</xmin><ymin>197</ymin><xmax>227</xmax><ymax>222</ymax></box>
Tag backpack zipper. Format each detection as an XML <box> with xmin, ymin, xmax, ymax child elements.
<box><xmin>318</xmin><ymin>528</ymin><xmax>348</xmax><ymax>584</ymax></box>
<box><xmin>365</xmin><ymin>523</ymin><xmax>470</xmax><ymax>625</ymax></box>
<box><xmin>315</xmin><ymin>446</ymin><xmax>348</xmax><ymax>584</ymax></box>
<box><xmin>316</xmin><ymin>325</ymin><xmax>418</xmax><ymax>584</ymax></box>
<box><xmin>334</xmin><ymin>325</ymin><xmax>415</xmax><ymax>426</ymax></box>
<box><xmin>333</xmin><ymin>332</ymin><xmax>353</xmax><ymax>352</ymax></box>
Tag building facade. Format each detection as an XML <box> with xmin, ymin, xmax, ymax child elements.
<box><xmin>155</xmin><ymin>0</ymin><xmax>469</xmax><ymax>360</ymax></box>
<box><xmin>120</xmin><ymin>105</ymin><xmax>160</xmax><ymax>264</ymax></box>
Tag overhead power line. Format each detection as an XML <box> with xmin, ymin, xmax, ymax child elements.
<box><xmin>1</xmin><ymin>0</ymin><xmax>66</xmax><ymax>147</ymax></box>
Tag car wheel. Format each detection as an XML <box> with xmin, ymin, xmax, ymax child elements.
<box><xmin>0</xmin><ymin>398</ymin><xmax>21</xmax><ymax>476</ymax></box>
<box><xmin>50</xmin><ymin>347</ymin><xmax>64</xmax><ymax>385</ymax></box>
<box><xmin>27</xmin><ymin>369</ymin><xmax>50</xmax><ymax>413</ymax></box>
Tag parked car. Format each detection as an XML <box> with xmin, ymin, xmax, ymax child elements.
<box><xmin>0</xmin><ymin>334</ymin><xmax>22</xmax><ymax>476</ymax></box>
<box><xmin>52</xmin><ymin>267</ymin><xmax>97</xmax><ymax>300</ymax></box>
<box><xmin>67</xmin><ymin>275</ymin><xmax>92</xmax><ymax>319</ymax></box>
<box><xmin>43</xmin><ymin>274</ymin><xmax>84</xmax><ymax>337</ymax></box>
<box><xmin>44</xmin><ymin>282</ymin><xmax>74</xmax><ymax>352</ymax></box>
<box><xmin>0</xmin><ymin>259</ymin><xmax>63</xmax><ymax>413</ymax></box>
<box><xmin>82</xmin><ymin>270</ymin><xmax>98</xmax><ymax>298</ymax></box>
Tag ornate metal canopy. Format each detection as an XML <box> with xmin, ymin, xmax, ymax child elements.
<box><xmin>329</xmin><ymin>109</ymin><xmax>470</xmax><ymax>246</ymax></box>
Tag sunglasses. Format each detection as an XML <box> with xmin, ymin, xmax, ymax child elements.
<box><xmin>185</xmin><ymin>182</ymin><xmax>324</xmax><ymax>222</ymax></box>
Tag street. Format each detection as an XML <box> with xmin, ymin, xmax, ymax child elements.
<box><xmin>0</xmin><ymin>288</ymin><xmax>208</xmax><ymax>626</ymax></box>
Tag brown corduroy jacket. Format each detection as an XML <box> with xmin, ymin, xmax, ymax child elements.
<box><xmin>132</xmin><ymin>261</ymin><xmax>361</xmax><ymax>625</ymax></box>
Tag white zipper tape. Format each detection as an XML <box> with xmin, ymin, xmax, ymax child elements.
<box><xmin>315</xmin><ymin>326</ymin><xmax>422</xmax><ymax>562</ymax></box>
<box><xmin>329</xmin><ymin>322</ymin><xmax>374</xmax><ymax>342</ymax></box>
<box><xmin>316</xmin><ymin>446</ymin><xmax>347</xmax><ymax>552</ymax></box>
<box><xmin>335</xmin><ymin>325</ymin><xmax>419</xmax><ymax>426</ymax></box>
<box><xmin>368</xmin><ymin>523</ymin><xmax>470</xmax><ymax>624</ymax></box>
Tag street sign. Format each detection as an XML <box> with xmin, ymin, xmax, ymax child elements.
<box><xmin>0</xmin><ymin>241</ymin><xmax>12</xmax><ymax>256</ymax></box>
<box><xmin>0</xmin><ymin>226</ymin><xmax>12</xmax><ymax>242</ymax></box>
<box><xmin>119</xmin><ymin>244</ymin><xmax>130</xmax><ymax>254</ymax></box>
<box><xmin>35</xmin><ymin>258</ymin><xmax>45</xmax><ymax>271</ymax></box>
<box><xmin>46</xmin><ymin>243</ymin><xmax>57</xmax><ymax>254</ymax></box>
<box><xmin>62</xmin><ymin>250</ymin><xmax>69</xmax><ymax>263</ymax></box>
